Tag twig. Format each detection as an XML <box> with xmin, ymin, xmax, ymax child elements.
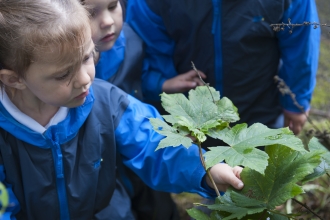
<box><xmin>191</xmin><ymin>61</ymin><xmax>216</xmax><ymax>104</ymax></box>
<box><xmin>292</xmin><ymin>198</ymin><xmax>324</xmax><ymax>220</ymax></box>
<box><xmin>274</xmin><ymin>76</ymin><xmax>330</xmax><ymax>150</ymax></box>
<box><xmin>274</xmin><ymin>76</ymin><xmax>319</xmax><ymax>129</ymax></box>
<box><xmin>270</xmin><ymin>19</ymin><xmax>330</xmax><ymax>34</ymax></box>
<box><xmin>197</xmin><ymin>140</ymin><xmax>220</xmax><ymax>197</ymax></box>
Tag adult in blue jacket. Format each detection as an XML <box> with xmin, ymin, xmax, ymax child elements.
<box><xmin>126</xmin><ymin>0</ymin><xmax>321</xmax><ymax>136</ymax></box>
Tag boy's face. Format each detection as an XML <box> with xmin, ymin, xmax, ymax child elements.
<box><xmin>85</xmin><ymin>0</ymin><xmax>123</xmax><ymax>52</ymax></box>
<box><xmin>21</xmin><ymin>33</ymin><xmax>96</xmax><ymax>108</ymax></box>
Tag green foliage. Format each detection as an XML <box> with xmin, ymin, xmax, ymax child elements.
<box><xmin>150</xmin><ymin>86</ymin><xmax>239</xmax><ymax>149</ymax></box>
<box><xmin>193</xmin><ymin>145</ymin><xmax>322</xmax><ymax>220</ymax></box>
<box><xmin>205</xmin><ymin>124</ymin><xmax>306</xmax><ymax>174</ymax></box>
<box><xmin>311</xmin><ymin>39</ymin><xmax>330</xmax><ymax>110</ymax></box>
<box><xmin>0</xmin><ymin>182</ymin><xmax>8</xmax><ymax>215</ymax></box>
<box><xmin>149</xmin><ymin>85</ymin><xmax>329</xmax><ymax>220</ymax></box>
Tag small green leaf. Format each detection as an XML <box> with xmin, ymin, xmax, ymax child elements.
<box><xmin>162</xmin><ymin>115</ymin><xmax>178</xmax><ymax>125</ymax></box>
<box><xmin>209</xmin><ymin>211</ymin><xmax>223</xmax><ymax>220</ymax></box>
<box><xmin>187</xmin><ymin>208</ymin><xmax>210</xmax><ymax>220</ymax></box>
<box><xmin>149</xmin><ymin>118</ymin><xmax>193</xmax><ymax>150</ymax></box>
<box><xmin>0</xmin><ymin>182</ymin><xmax>9</xmax><ymax>215</ymax></box>
<box><xmin>215</xmin><ymin>97</ymin><xmax>240</xmax><ymax>123</ymax></box>
<box><xmin>301</xmin><ymin>137</ymin><xmax>330</xmax><ymax>183</ymax></box>
<box><xmin>308</xmin><ymin>137</ymin><xmax>330</xmax><ymax>166</ymax></box>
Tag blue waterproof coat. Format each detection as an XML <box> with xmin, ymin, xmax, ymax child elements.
<box><xmin>95</xmin><ymin>23</ymin><xmax>144</xmax><ymax>101</ymax></box>
<box><xmin>95</xmin><ymin>23</ymin><xmax>180</xmax><ymax>220</ymax></box>
<box><xmin>0</xmin><ymin>79</ymin><xmax>214</xmax><ymax>220</ymax></box>
<box><xmin>126</xmin><ymin>0</ymin><xmax>320</xmax><ymax>126</ymax></box>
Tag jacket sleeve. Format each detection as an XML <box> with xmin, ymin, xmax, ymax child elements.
<box><xmin>277</xmin><ymin>0</ymin><xmax>321</xmax><ymax>113</ymax></box>
<box><xmin>126</xmin><ymin>0</ymin><xmax>178</xmax><ymax>101</ymax></box>
<box><xmin>115</xmin><ymin>95</ymin><xmax>217</xmax><ymax>199</ymax></box>
<box><xmin>0</xmin><ymin>164</ymin><xmax>20</xmax><ymax>220</ymax></box>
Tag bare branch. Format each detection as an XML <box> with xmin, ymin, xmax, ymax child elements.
<box><xmin>270</xmin><ymin>19</ymin><xmax>330</xmax><ymax>34</ymax></box>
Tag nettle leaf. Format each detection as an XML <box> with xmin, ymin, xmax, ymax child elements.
<box><xmin>204</xmin><ymin>123</ymin><xmax>306</xmax><ymax>174</ymax></box>
<box><xmin>149</xmin><ymin>118</ymin><xmax>193</xmax><ymax>150</ymax></box>
<box><xmin>159</xmin><ymin>86</ymin><xmax>238</xmax><ymax>142</ymax></box>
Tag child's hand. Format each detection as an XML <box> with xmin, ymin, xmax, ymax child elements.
<box><xmin>162</xmin><ymin>69</ymin><xmax>206</xmax><ymax>93</ymax></box>
<box><xmin>206</xmin><ymin>163</ymin><xmax>244</xmax><ymax>192</ymax></box>
<box><xmin>283</xmin><ymin>110</ymin><xmax>308</xmax><ymax>135</ymax></box>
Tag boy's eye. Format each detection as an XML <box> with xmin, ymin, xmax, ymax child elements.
<box><xmin>108</xmin><ymin>1</ymin><xmax>118</xmax><ymax>10</ymax></box>
<box><xmin>83</xmin><ymin>51</ymin><xmax>95</xmax><ymax>63</ymax></box>
<box><xmin>55</xmin><ymin>71</ymin><xmax>71</xmax><ymax>81</ymax></box>
<box><xmin>88</xmin><ymin>8</ymin><xmax>98</xmax><ymax>17</ymax></box>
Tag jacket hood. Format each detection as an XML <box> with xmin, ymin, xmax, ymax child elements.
<box><xmin>0</xmin><ymin>87</ymin><xmax>95</xmax><ymax>148</ymax></box>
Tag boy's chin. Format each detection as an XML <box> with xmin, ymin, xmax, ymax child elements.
<box><xmin>96</xmin><ymin>41</ymin><xmax>115</xmax><ymax>52</ymax></box>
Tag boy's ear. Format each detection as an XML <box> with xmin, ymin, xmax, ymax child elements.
<box><xmin>0</xmin><ymin>69</ymin><xmax>26</xmax><ymax>90</ymax></box>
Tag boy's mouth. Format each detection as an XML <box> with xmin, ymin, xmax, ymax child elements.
<box><xmin>75</xmin><ymin>90</ymin><xmax>89</xmax><ymax>99</ymax></box>
<box><xmin>100</xmin><ymin>33</ymin><xmax>115</xmax><ymax>43</ymax></box>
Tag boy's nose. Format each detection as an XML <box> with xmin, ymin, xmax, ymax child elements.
<box><xmin>100</xmin><ymin>12</ymin><xmax>114</xmax><ymax>29</ymax></box>
<box><xmin>73</xmin><ymin>68</ymin><xmax>91</xmax><ymax>89</ymax></box>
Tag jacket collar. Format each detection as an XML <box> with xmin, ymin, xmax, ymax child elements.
<box><xmin>0</xmin><ymin>87</ymin><xmax>95</xmax><ymax>148</ymax></box>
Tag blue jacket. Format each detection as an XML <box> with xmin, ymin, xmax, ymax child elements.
<box><xmin>126</xmin><ymin>0</ymin><xmax>320</xmax><ymax>126</ymax></box>
<box><xmin>95</xmin><ymin>23</ymin><xmax>145</xmax><ymax>101</ymax></box>
<box><xmin>0</xmin><ymin>79</ymin><xmax>214</xmax><ymax>220</ymax></box>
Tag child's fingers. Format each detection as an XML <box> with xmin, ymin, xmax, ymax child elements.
<box><xmin>183</xmin><ymin>70</ymin><xmax>207</xmax><ymax>79</ymax></box>
<box><xmin>222</xmin><ymin>167</ymin><xmax>244</xmax><ymax>189</ymax></box>
<box><xmin>233</xmin><ymin>166</ymin><xmax>243</xmax><ymax>179</ymax></box>
<box><xmin>197</xmin><ymin>70</ymin><xmax>207</xmax><ymax>78</ymax></box>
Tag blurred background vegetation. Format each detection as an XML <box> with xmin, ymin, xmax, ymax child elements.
<box><xmin>173</xmin><ymin>1</ymin><xmax>330</xmax><ymax>219</ymax></box>
<box><xmin>311</xmin><ymin>0</ymin><xmax>330</xmax><ymax>113</ymax></box>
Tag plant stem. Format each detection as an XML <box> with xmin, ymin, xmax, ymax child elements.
<box><xmin>197</xmin><ymin>141</ymin><xmax>220</xmax><ymax>197</ymax></box>
<box><xmin>191</xmin><ymin>62</ymin><xmax>216</xmax><ymax>104</ymax></box>
<box><xmin>292</xmin><ymin>198</ymin><xmax>324</xmax><ymax>220</ymax></box>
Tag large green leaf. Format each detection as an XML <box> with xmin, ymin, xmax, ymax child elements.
<box><xmin>202</xmin><ymin>145</ymin><xmax>322</xmax><ymax>220</ymax></box>
<box><xmin>204</xmin><ymin>123</ymin><xmax>306</xmax><ymax>173</ymax></box>
<box><xmin>204</xmin><ymin>145</ymin><xmax>269</xmax><ymax>174</ymax></box>
<box><xmin>158</xmin><ymin>86</ymin><xmax>239</xmax><ymax>143</ymax></box>
<box><xmin>237</xmin><ymin>145</ymin><xmax>322</xmax><ymax>209</ymax></box>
